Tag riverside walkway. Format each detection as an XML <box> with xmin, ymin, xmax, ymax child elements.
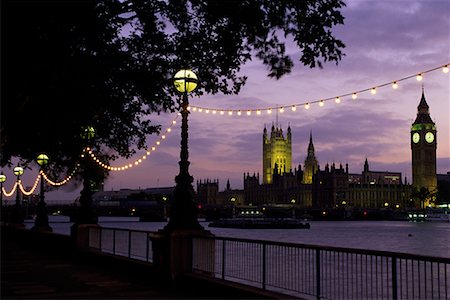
<box><xmin>1</xmin><ymin>226</ymin><xmax>286</xmax><ymax>299</ymax></box>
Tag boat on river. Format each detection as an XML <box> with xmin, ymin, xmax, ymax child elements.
<box><xmin>208</xmin><ymin>218</ymin><xmax>310</xmax><ymax>229</ymax></box>
<box><xmin>407</xmin><ymin>208</ymin><xmax>450</xmax><ymax>222</ymax></box>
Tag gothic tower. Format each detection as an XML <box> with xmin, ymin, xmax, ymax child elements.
<box><xmin>411</xmin><ymin>89</ymin><xmax>437</xmax><ymax>197</ymax></box>
<box><xmin>263</xmin><ymin>124</ymin><xmax>292</xmax><ymax>184</ymax></box>
<box><xmin>303</xmin><ymin>131</ymin><xmax>319</xmax><ymax>184</ymax></box>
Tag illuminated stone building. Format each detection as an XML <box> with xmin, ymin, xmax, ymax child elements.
<box><xmin>411</xmin><ymin>89</ymin><xmax>437</xmax><ymax>206</ymax></box>
<box><xmin>263</xmin><ymin>124</ymin><xmax>292</xmax><ymax>184</ymax></box>
<box><xmin>243</xmin><ymin>128</ymin><xmax>409</xmax><ymax>209</ymax></box>
<box><xmin>303</xmin><ymin>131</ymin><xmax>319</xmax><ymax>184</ymax></box>
<box><xmin>312</xmin><ymin>159</ymin><xmax>409</xmax><ymax>209</ymax></box>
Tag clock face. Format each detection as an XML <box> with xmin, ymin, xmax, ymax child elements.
<box><xmin>425</xmin><ymin>132</ymin><xmax>434</xmax><ymax>143</ymax></box>
<box><xmin>412</xmin><ymin>132</ymin><xmax>420</xmax><ymax>143</ymax></box>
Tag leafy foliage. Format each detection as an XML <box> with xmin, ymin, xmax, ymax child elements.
<box><xmin>410</xmin><ymin>187</ymin><xmax>437</xmax><ymax>208</ymax></box>
<box><xmin>1</xmin><ymin>0</ymin><xmax>345</xmax><ymax>179</ymax></box>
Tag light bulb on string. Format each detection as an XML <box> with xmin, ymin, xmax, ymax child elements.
<box><xmin>291</xmin><ymin>105</ymin><xmax>297</xmax><ymax>112</ymax></box>
<box><xmin>267</xmin><ymin>109</ymin><xmax>272</xmax><ymax>114</ymax></box>
<box><xmin>170</xmin><ymin>63</ymin><xmax>449</xmax><ymax>117</ymax></box>
<box><xmin>335</xmin><ymin>97</ymin><xmax>341</xmax><ymax>104</ymax></box>
<box><xmin>304</xmin><ymin>103</ymin><xmax>310</xmax><ymax>110</ymax></box>
<box><xmin>319</xmin><ymin>100</ymin><xmax>325</xmax><ymax>107</ymax></box>
<box><xmin>237</xmin><ymin>111</ymin><xmax>242</xmax><ymax>116</ymax></box>
<box><xmin>256</xmin><ymin>110</ymin><xmax>261</xmax><ymax>115</ymax></box>
<box><xmin>246</xmin><ymin>110</ymin><xmax>251</xmax><ymax>116</ymax></box>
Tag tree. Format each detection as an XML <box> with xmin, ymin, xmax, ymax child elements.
<box><xmin>410</xmin><ymin>187</ymin><xmax>437</xmax><ymax>209</ymax></box>
<box><xmin>1</xmin><ymin>0</ymin><xmax>346</xmax><ymax>181</ymax></box>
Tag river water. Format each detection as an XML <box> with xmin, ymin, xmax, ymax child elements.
<box><xmin>25</xmin><ymin>216</ymin><xmax>450</xmax><ymax>258</ymax></box>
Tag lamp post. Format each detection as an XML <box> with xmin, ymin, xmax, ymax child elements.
<box><xmin>164</xmin><ymin>69</ymin><xmax>203</xmax><ymax>231</ymax></box>
<box><xmin>230</xmin><ymin>197</ymin><xmax>236</xmax><ymax>218</ymax></box>
<box><xmin>0</xmin><ymin>173</ymin><xmax>6</xmax><ymax>208</ymax></box>
<box><xmin>32</xmin><ymin>153</ymin><xmax>52</xmax><ymax>231</ymax></box>
<box><xmin>12</xmin><ymin>166</ymin><xmax>24</xmax><ymax>226</ymax></box>
<box><xmin>74</xmin><ymin>126</ymin><xmax>98</xmax><ymax>227</ymax></box>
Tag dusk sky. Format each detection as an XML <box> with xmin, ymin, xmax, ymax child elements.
<box><xmin>2</xmin><ymin>0</ymin><xmax>449</xmax><ymax>201</ymax></box>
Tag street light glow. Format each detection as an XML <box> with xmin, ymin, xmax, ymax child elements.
<box><xmin>174</xmin><ymin>69</ymin><xmax>198</xmax><ymax>93</ymax></box>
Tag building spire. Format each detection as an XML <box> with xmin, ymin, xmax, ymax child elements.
<box><xmin>413</xmin><ymin>88</ymin><xmax>433</xmax><ymax>125</ymax></box>
<box><xmin>307</xmin><ymin>130</ymin><xmax>315</xmax><ymax>156</ymax></box>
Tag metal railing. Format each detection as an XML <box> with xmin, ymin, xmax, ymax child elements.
<box><xmin>87</xmin><ymin>227</ymin><xmax>449</xmax><ymax>299</ymax></box>
<box><xmin>192</xmin><ymin>236</ymin><xmax>450</xmax><ymax>300</ymax></box>
<box><xmin>88</xmin><ymin>227</ymin><xmax>154</xmax><ymax>263</ymax></box>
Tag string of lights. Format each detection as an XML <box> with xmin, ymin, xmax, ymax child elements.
<box><xmin>0</xmin><ymin>116</ymin><xmax>180</xmax><ymax>195</ymax></box>
<box><xmin>1</xmin><ymin>182</ymin><xmax>18</xmax><ymax>197</ymax></box>
<box><xmin>87</xmin><ymin>114</ymin><xmax>180</xmax><ymax>171</ymax></box>
<box><xmin>18</xmin><ymin>177</ymin><xmax>41</xmax><ymax>196</ymax></box>
<box><xmin>187</xmin><ymin>63</ymin><xmax>449</xmax><ymax>115</ymax></box>
<box><xmin>41</xmin><ymin>166</ymin><xmax>81</xmax><ymax>187</ymax></box>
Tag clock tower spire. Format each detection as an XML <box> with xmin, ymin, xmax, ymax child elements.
<box><xmin>411</xmin><ymin>88</ymin><xmax>437</xmax><ymax>205</ymax></box>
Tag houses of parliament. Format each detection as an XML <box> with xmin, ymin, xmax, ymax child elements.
<box><xmin>197</xmin><ymin>90</ymin><xmax>446</xmax><ymax>209</ymax></box>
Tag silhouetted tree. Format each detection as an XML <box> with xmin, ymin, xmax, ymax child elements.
<box><xmin>411</xmin><ymin>187</ymin><xmax>437</xmax><ymax>209</ymax></box>
<box><xmin>1</xmin><ymin>0</ymin><xmax>346</xmax><ymax>180</ymax></box>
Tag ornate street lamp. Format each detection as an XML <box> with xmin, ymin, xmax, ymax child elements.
<box><xmin>11</xmin><ymin>166</ymin><xmax>24</xmax><ymax>225</ymax></box>
<box><xmin>73</xmin><ymin>126</ymin><xmax>98</xmax><ymax>228</ymax></box>
<box><xmin>164</xmin><ymin>69</ymin><xmax>203</xmax><ymax>231</ymax></box>
<box><xmin>32</xmin><ymin>153</ymin><xmax>52</xmax><ymax>231</ymax></box>
<box><xmin>0</xmin><ymin>173</ymin><xmax>6</xmax><ymax>208</ymax></box>
<box><xmin>230</xmin><ymin>197</ymin><xmax>236</xmax><ymax>218</ymax></box>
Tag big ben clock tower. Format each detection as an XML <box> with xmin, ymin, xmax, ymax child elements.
<box><xmin>411</xmin><ymin>89</ymin><xmax>437</xmax><ymax>201</ymax></box>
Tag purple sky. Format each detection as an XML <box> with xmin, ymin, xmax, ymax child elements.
<box><xmin>2</xmin><ymin>0</ymin><xmax>450</xmax><ymax>202</ymax></box>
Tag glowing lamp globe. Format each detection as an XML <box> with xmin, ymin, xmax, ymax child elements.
<box><xmin>81</xmin><ymin>126</ymin><xmax>95</xmax><ymax>140</ymax></box>
<box><xmin>13</xmin><ymin>166</ymin><xmax>24</xmax><ymax>177</ymax></box>
<box><xmin>36</xmin><ymin>153</ymin><xmax>50</xmax><ymax>167</ymax></box>
<box><xmin>174</xmin><ymin>69</ymin><xmax>198</xmax><ymax>93</ymax></box>
<box><xmin>0</xmin><ymin>174</ymin><xmax>6</xmax><ymax>183</ymax></box>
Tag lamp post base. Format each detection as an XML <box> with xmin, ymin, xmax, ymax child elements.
<box><xmin>10</xmin><ymin>204</ymin><xmax>24</xmax><ymax>227</ymax></box>
<box><xmin>32</xmin><ymin>201</ymin><xmax>52</xmax><ymax>232</ymax></box>
<box><xmin>163</xmin><ymin>172</ymin><xmax>203</xmax><ymax>232</ymax></box>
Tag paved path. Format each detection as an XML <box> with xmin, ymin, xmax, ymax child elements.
<box><xmin>1</xmin><ymin>238</ymin><xmax>212</xmax><ymax>299</ymax></box>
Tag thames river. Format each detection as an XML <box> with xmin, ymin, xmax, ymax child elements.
<box><xmin>26</xmin><ymin>216</ymin><xmax>450</xmax><ymax>258</ymax></box>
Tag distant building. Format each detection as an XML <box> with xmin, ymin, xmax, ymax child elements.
<box><xmin>244</xmin><ymin>129</ymin><xmax>410</xmax><ymax>209</ymax></box>
<box><xmin>437</xmin><ymin>172</ymin><xmax>450</xmax><ymax>205</ymax></box>
<box><xmin>303</xmin><ymin>131</ymin><xmax>319</xmax><ymax>184</ymax></box>
<box><xmin>92</xmin><ymin>186</ymin><xmax>173</xmax><ymax>207</ymax></box>
<box><xmin>196</xmin><ymin>124</ymin><xmax>411</xmax><ymax>209</ymax></box>
<box><xmin>197</xmin><ymin>179</ymin><xmax>219</xmax><ymax>205</ymax></box>
<box><xmin>263</xmin><ymin>124</ymin><xmax>292</xmax><ymax>184</ymax></box>
<box><xmin>411</xmin><ymin>89</ymin><xmax>437</xmax><ymax>204</ymax></box>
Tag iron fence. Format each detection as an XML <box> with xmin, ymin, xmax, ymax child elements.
<box><xmin>87</xmin><ymin>227</ymin><xmax>449</xmax><ymax>299</ymax></box>
<box><xmin>192</xmin><ymin>235</ymin><xmax>450</xmax><ymax>300</ymax></box>
<box><xmin>88</xmin><ymin>227</ymin><xmax>154</xmax><ymax>263</ymax></box>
